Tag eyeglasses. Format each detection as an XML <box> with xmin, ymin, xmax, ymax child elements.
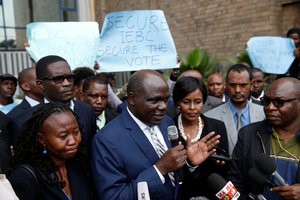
<box><xmin>41</xmin><ymin>74</ymin><xmax>76</xmax><ymax>84</ymax></box>
<box><xmin>260</xmin><ymin>96</ymin><xmax>299</xmax><ymax>108</ymax></box>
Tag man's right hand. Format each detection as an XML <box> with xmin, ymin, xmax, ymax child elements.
<box><xmin>155</xmin><ymin>144</ymin><xmax>187</xmax><ymax>176</ymax></box>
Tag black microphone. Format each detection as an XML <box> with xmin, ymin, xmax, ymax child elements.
<box><xmin>248</xmin><ymin>167</ymin><xmax>278</xmax><ymax>187</ymax></box>
<box><xmin>167</xmin><ymin>125</ymin><xmax>184</xmax><ymax>185</ymax></box>
<box><xmin>255</xmin><ymin>153</ymin><xmax>289</xmax><ymax>186</ymax></box>
<box><xmin>207</xmin><ymin>173</ymin><xmax>240</xmax><ymax>200</ymax></box>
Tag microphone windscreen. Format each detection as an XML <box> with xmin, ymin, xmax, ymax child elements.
<box><xmin>137</xmin><ymin>182</ymin><xmax>150</xmax><ymax>200</ymax></box>
<box><xmin>255</xmin><ymin>154</ymin><xmax>276</xmax><ymax>174</ymax></box>
<box><xmin>207</xmin><ymin>173</ymin><xmax>227</xmax><ymax>193</ymax></box>
<box><xmin>248</xmin><ymin>167</ymin><xmax>267</xmax><ymax>185</ymax></box>
<box><xmin>167</xmin><ymin>125</ymin><xmax>179</xmax><ymax>141</ymax></box>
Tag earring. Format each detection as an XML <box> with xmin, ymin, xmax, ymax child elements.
<box><xmin>43</xmin><ymin>146</ymin><xmax>47</xmax><ymax>155</ymax></box>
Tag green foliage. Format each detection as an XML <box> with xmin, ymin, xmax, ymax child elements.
<box><xmin>225</xmin><ymin>50</ymin><xmax>253</xmax><ymax>67</ymax></box>
<box><xmin>180</xmin><ymin>49</ymin><xmax>219</xmax><ymax>78</ymax></box>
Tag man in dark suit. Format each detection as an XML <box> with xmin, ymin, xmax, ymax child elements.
<box><xmin>7</xmin><ymin>67</ymin><xmax>44</xmax><ymax>143</ymax></box>
<box><xmin>81</xmin><ymin>75</ymin><xmax>118</xmax><ymax>131</ymax></box>
<box><xmin>8</xmin><ymin>55</ymin><xmax>96</xmax><ymax>146</ymax></box>
<box><xmin>91</xmin><ymin>70</ymin><xmax>219</xmax><ymax>200</ymax></box>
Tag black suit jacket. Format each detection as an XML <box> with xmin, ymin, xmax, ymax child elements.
<box><xmin>7</xmin><ymin>99</ymin><xmax>31</xmax><ymax>119</ymax></box>
<box><xmin>9</xmin><ymin>161</ymin><xmax>92</xmax><ymax>200</ymax></box>
<box><xmin>8</xmin><ymin>100</ymin><xmax>96</xmax><ymax>146</ymax></box>
<box><xmin>104</xmin><ymin>108</ymin><xmax>118</xmax><ymax>125</ymax></box>
<box><xmin>0</xmin><ymin>111</ymin><xmax>11</xmax><ymax>173</ymax></box>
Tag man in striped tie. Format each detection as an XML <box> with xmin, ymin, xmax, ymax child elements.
<box><xmin>91</xmin><ymin>70</ymin><xmax>219</xmax><ymax>200</ymax></box>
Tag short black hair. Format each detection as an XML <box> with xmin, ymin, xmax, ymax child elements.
<box><xmin>226</xmin><ymin>64</ymin><xmax>252</xmax><ymax>82</ymax></box>
<box><xmin>173</xmin><ymin>76</ymin><xmax>208</xmax><ymax>106</ymax></box>
<box><xmin>0</xmin><ymin>73</ymin><xmax>17</xmax><ymax>84</ymax></box>
<box><xmin>286</xmin><ymin>27</ymin><xmax>300</xmax><ymax>37</ymax></box>
<box><xmin>72</xmin><ymin>67</ymin><xmax>95</xmax><ymax>87</ymax></box>
<box><xmin>82</xmin><ymin>75</ymin><xmax>108</xmax><ymax>93</ymax></box>
<box><xmin>36</xmin><ymin>55</ymin><xmax>68</xmax><ymax>79</ymax></box>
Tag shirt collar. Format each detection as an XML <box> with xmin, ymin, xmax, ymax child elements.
<box><xmin>127</xmin><ymin>107</ymin><xmax>151</xmax><ymax>132</ymax></box>
<box><xmin>229</xmin><ymin>99</ymin><xmax>249</xmax><ymax>116</ymax></box>
<box><xmin>25</xmin><ymin>96</ymin><xmax>40</xmax><ymax>107</ymax></box>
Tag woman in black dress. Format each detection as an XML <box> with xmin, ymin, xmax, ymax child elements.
<box><xmin>173</xmin><ymin>76</ymin><xmax>229</xmax><ymax>200</ymax></box>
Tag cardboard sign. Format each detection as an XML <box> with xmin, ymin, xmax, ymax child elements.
<box><xmin>96</xmin><ymin>10</ymin><xmax>178</xmax><ymax>72</ymax></box>
<box><xmin>246</xmin><ymin>36</ymin><xmax>296</xmax><ymax>74</ymax></box>
<box><xmin>26</xmin><ymin>22</ymin><xmax>99</xmax><ymax>70</ymax></box>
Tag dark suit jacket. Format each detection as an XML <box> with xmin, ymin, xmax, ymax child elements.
<box><xmin>174</xmin><ymin>114</ymin><xmax>229</xmax><ymax>200</ymax></box>
<box><xmin>9</xmin><ymin>161</ymin><xmax>92</xmax><ymax>200</ymax></box>
<box><xmin>8</xmin><ymin>100</ymin><xmax>96</xmax><ymax>146</ymax></box>
<box><xmin>7</xmin><ymin>98</ymin><xmax>31</xmax><ymax>119</ymax></box>
<box><xmin>104</xmin><ymin>108</ymin><xmax>118</xmax><ymax>125</ymax></box>
<box><xmin>91</xmin><ymin>109</ymin><xmax>178</xmax><ymax>200</ymax></box>
<box><xmin>0</xmin><ymin>111</ymin><xmax>11</xmax><ymax>173</ymax></box>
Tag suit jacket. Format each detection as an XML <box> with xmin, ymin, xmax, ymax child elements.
<box><xmin>204</xmin><ymin>101</ymin><xmax>265</xmax><ymax>154</ymax></box>
<box><xmin>104</xmin><ymin>108</ymin><xmax>118</xmax><ymax>125</ymax></box>
<box><xmin>202</xmin><ymin>95</ymin><xmax>223</xmax><ymax>113</ymax></box>
<box><xmin>7</xmin><ymin>98</ymin><xmax>31</xmax><ymax>119</ymax></box>
<box><xmin>0</xmin><ymin>111</ymin><xmax>11</xmax><ymax>173</ymax></box>
<box><xmin>91</xmin><ymin>109</ymin><xmax>178</xmax><ymax>200</ymax></box>
<box><xmin>8</xmin><ymin>100</ymin><xmax>96</xmax><ymax>146</ymax></box>
<box><xmin>9</xmin><ymin>161</ymin><xmax>92</xmax><ymax>200</ymax></box>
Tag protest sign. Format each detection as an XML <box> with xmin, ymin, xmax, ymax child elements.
<box><xmin>96</xmin><ymin>10</ymin><xmax>178</xmax><ymax>72</ymax></box>
<box><xmin>26</xmin><ymin>22</ymin><xmax>99</xmax><ymax>70</ymax></box>
<box><xmin>246</xmin><ymin>36</ymin><xmax>296</xmax><ymax>74</ymax></box>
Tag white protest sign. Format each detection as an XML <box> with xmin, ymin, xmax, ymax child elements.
<box><xmin>26</xmin><ymin>22</ymin><xmax>99</xmax><ymax>70</ymax></box>
<box><xmin>96</xmin><ymin>10</ymin><xmax>178</xmax><ymax>72</ymax></box>
<box><xmin>246</xmin><ymin>36</ymin><xmax>296</xmax><ymax>74</ymax></box>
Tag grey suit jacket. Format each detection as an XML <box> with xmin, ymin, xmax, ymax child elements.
<box><xmin>204</xmin><ymin>101</ymin><xmax>265</xmax><ymax>155</ymax></box>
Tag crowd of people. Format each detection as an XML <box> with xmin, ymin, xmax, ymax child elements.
<box><xmin>0</xmin><ymin>27</ymin><xmax>299</xmax><ymax>200</ymax></box>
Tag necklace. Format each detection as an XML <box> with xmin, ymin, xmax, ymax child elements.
<box><xmin>178</xmin><ymin>114</ymin><xmax>203</xmax><ymax>143</ymax></box>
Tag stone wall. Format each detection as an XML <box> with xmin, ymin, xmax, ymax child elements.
<box><xmin>94</xmin><ymin>0</ymin><xmax>300</xmax><ymax>59</ymax></box>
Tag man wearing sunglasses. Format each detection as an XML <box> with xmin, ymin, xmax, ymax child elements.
<box><xmin>8</xmin><ymin>55</ymin><xmax>96</xmax><ymax>146</ymax></box>
<box><xmin>228</xmin><ymin>77</ymin><xmax>300</xmax><ymax>200</ymax></box>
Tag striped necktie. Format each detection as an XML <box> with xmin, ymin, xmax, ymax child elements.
<box><xmin>148</xmin><ymin>127</ymin><xmax>175</xmax><ymax>187</ymax></box>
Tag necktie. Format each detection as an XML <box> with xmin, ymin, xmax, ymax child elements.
<box><xmin>148</xmin><ymin>127</ymin><xmax>175</xmax><ymax>187</ymax></box>
<box><xmin>236</xmin><ymin>111</ymin><xmax>243</xmax><ymax>131</ymax></box>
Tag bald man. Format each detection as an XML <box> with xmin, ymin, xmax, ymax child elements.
<box><xmin>228</xmin><ymin>77</ymin><xmax>300</xmax><ymax>199</ymax></box>
<box><xmin>91</xmin><ymin>70</ymin><xmax>219</xmax><ymax>200</ymax></box>
<box><xmin>207</xmin><ymin>73</ymin><xmax>227</xmax><ymax>102</ymax></box>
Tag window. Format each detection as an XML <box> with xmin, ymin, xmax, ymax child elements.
<box><xmin>0</xmin><ymin>0</ymin><xmax>78</xmax><ymax>51</ymax></box>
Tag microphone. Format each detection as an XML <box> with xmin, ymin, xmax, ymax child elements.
<box><xmin>137</xmin><ymin>182</ymin><xmax>150</xmax><ymax>200</ymax></box>
<box><xmin>255</xmin><ymin>153</ymin><xmax>289</xmax><ymax>186</ymax></box>
<box><xmin>248</xmin><ymin>167</ymin><xmax>278</xmax><ymax>187</ymax></box>
<box><xmin>167</xmin><ymin>125</ymin><xmax>180</xmax><ymax>147</ymax></box>
<box><xmin>167</xmin><ymin>125</ymin><xmax>183</xmax><ymax>184</ymax></box>
<box><xmin>207</xmin><ymin>173</ymin><xmax>240</xmax><ymax>200</ymax></box>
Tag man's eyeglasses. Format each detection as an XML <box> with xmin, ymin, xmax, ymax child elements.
<box><xmin>260</xmin><ymin>97</ymin><xmax>299</xmax><ymax>108</ymax></box>
<box><xmin>40</xmin><ymin>74</ymin><xmax>76</xmax><ymax>84</ymax></box>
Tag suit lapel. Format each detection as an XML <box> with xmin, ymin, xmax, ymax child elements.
<box><xmin>122</xmin><ymin>110</ymin><xmax>160</xmax><ymax>164</ymax></box>
<box><xmin>221</xmin><ymin>102</ymin><xmax>237</xmax><ymax>152</ymax></box>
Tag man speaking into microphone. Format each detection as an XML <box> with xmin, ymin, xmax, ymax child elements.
<box><xmin>228</xmin><ymin>77</ymin><xmax>300</xmax><ymax>199</ymax></box>
<box><xmin>91</xmin><ymin>70</ymin><xmax>220</xmax><ymax>200</ymax></box>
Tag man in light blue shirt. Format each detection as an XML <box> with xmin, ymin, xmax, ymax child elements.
<box><xmin>205</xmin><ymin>64</ymin><xmax>265</xmax><ymax>154</ymax></box>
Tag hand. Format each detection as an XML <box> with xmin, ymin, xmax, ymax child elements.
<box><xmin>186</xmin><ymin>131</ymin><xmax>220</xmax><ymax>166</ymax></box>
<box><xmin>271</xmin><ymin>184</ymin><xmax>300</xmax><ymax>200</ymax></box>
<box><xmin>155</xmin><ymin>144</ymin><xmax>187</xmax><ymax>175</ymax></box>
